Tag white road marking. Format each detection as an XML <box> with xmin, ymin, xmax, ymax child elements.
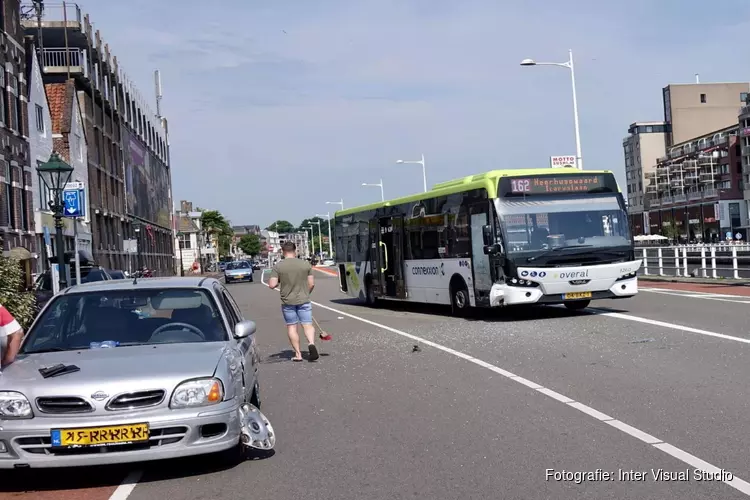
<box><xmin>108</xmin><ymin>470</ymin><xmax>143</xmax><ymax>500</ymax></box>
<box><xmin>589</xmin><ymin>309</ymin><xmax>750</xmax><ymax>345</ymax></box>
<box><xmin>641</xmin><ymin>287</ymin><xmax>750</xmax><ymax>304</ymax></box>
<box><xmin>297</xmin><ymin>291</ymin><xmax>750</xmax><ymax>496</ymax></box>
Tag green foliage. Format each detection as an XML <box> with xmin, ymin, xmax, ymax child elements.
<box><xmin>200</xmin><ymin>210</ymin><xmax>233</xmax><ymax>257</ymax></box>
<box><xmin>266</xmin><ymin>220</ymin><xmax>295</xmax><ymax>233</ymax></box>
<box><xmin>0</xmin><ymin>256</ymin><xmax>36</xmax><ymax>329</ymax></box>
<box><xmin>238</xmin><ymin>234</ymin><xmax>262</xmax><ymax>257</ymax></box>
<box><xmin>661</xmin><ymin>221</ymin><xmax>679</xmax><ymax>240</ymax></box>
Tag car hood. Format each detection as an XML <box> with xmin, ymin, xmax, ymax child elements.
<box><xmin>0</xmin><ymin>343</ymin><xmax>228</xmax><ymax>396</ymax></box>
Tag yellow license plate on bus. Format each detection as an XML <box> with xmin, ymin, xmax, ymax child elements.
<box><xmin>51</xmin><ymin>423</ymin><xmax>149</xmax><ymax>447</ymax></box>
<box><xmin>563</xmin><ymin>292</ymin><xmax>592</xmax><ymax>300</ymax></box>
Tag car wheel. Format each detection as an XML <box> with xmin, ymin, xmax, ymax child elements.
<box><xmin>450</xmin><ymin>281</ymin><xmax>470</xmax><ymax>317</ymax></box>
<box><xmin>564</xmin><ymin>300</ymin><xmax>590</xmax><ymax>311</ymax></box>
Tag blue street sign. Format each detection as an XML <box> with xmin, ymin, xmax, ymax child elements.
<box><xmin>63</xmin><ymin>185</ymin><xmax>86</xmax><ymax>218</ymax></box>
<box><xmin>43</xmin><ymin>226</ymin><xmax>51</xmax><ymax>246</ymax></box>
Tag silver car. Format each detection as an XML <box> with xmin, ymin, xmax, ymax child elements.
<box><xmin>224</xmin><ymin>261</ymin><xmax>254</xmax><ymax>284</ymax></box>
<box><xmin>0</xmin><ymin>276</ymin><xmax>275</xmax><ymax>468</ymax></box>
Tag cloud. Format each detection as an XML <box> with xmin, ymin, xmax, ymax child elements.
<box><xmin>87</xmin><ymin>0</ymin><xmax>750</xmax><ymax>227</ymax></box>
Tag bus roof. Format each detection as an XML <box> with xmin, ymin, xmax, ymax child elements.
<box><xmin>334</xmin><ymin>168</ymin><xmax>618</xmax><ymax>218</ymax></box>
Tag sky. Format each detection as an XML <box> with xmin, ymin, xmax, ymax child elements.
<box><xmin>88</xmin><ymin>0</ymin><xmax>750</xmax><ymax>228</ymax></box>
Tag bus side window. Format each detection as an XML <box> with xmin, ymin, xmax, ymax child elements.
<box><xmin>410</xmin><ymin>229</ymin><xmax>423</xmax><ymax>259</ymax></box>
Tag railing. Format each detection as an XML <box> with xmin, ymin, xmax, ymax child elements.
<box><xmin>39</xmin><ymin>47</ymin><xmax>86</xmax><ymax>70</ymax></box>
<box><xmin>21</xmin><ymin>2</ymin><xmax>82</xmax><ymax>24</ymax></box>
<box><xmin>638</xmin><ymin>244</ymin><xmax>750</xmax><ymax>280</ymax></box>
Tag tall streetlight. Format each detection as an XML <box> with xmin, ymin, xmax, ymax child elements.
<box><xmin>302</xmin><ymin>225</ymin><xmax>315</xmax><ymax>258</ymax></box>
<box><xmin>326</xmin><ymin>199</ymin><xmax>344</xmax><ymax>211</ymax></box>
<box><xmin>133</xmin><ymin>220</ymin><xmax>142</xmax><ymax>270</ymax></box>
<box><xmin>311</xmin><ymin>220</ymin><xmax>322</xmax><ymax>258</ymax></box>
<box><xmin>37</xmin><ymin>152</ymin><xmax>74</xmax><ymax>291</ymax></box>
<box><xmin>396</xmin><ymin>154</ymin><xmax>427</xmax><ymax>192</ymax></box>
<box><xmin>520</xmin><ymin>49</ymin><xmax>582</xmax><ymax>170</ymax></box>
<box><xmin>362</xmin><ymin>179</ymin><xmax>385</xmax><ymax>202</ymax></box>
<box><xmin>316</xmin><ymin>212</ymin><xmax>334</xmax><ymax>258</ymax></box>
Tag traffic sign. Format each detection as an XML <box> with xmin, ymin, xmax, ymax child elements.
<box><xmin>63</xmin><ymin>183</ymin><xmax>86</xmax><ymax>218</ymax></box>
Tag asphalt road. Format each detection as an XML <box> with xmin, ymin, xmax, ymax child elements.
<box><xmin>2</xmin><ymin>270</ymin><xmax>750</xmax><ymax>499</ymax></box>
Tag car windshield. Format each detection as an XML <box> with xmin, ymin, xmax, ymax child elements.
<box><xmin>498</xmin><ymin>196</ymin><xmax>631</xmax><ymax>259</ymax></box>
<box><xmin>226</xmin><ymin>261</ymin><xmax>250</xmax><ymax>270</ymax></box>
<box><xmin>21</xmin><ymin>288</ymin><xmax>228</xmax><ymax>353</ymax></box>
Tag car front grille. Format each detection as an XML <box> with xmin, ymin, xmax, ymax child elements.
<box><xmin>36</xmin><ymin>396</ymin><xmax>93</xmax><ymax>414</ymax></box>
<box><xmin>106</xmin><ymin>390</ymin><xmax>166</xmax><ymax>411</ymax></box>
<box><xmin>15</xmin><ymin>426</ymin><xmax>189</xmax><ymax>455</ymax></box>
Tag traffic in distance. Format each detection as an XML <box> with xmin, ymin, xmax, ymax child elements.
<box><xmin>332</xmin><ymin>168</ymin><xmax>641</xmax><ymax>313</ymax></box>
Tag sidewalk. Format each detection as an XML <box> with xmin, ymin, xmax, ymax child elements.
<box><xmin>639</xmin><ymin>275</ymin><xmax>750</xmax><ymax>287</ymax></box>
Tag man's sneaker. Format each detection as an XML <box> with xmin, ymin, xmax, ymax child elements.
<box><xmin>308</xmin><ymin>344</ymin><xmax>320</xmax><ymax>361</ymax></box>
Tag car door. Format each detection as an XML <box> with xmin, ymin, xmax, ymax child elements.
<box><xmin>220</xmin><ymin>286</ymin><xmax>258</xmax><ymax>393</ymax></box>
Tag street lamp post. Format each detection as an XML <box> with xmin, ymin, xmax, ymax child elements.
<box><xmin>520</xmin><ymin>49</ymin><xmax>583</xmax><ymax>170</ymax></box>
<box><xmin>361</xmin><ymin>179</ymin><xmax>385</xmax><ymax>202</ymax></box>
<box><xmin>326</xmin><ymin>199</ymin><xmax>344</xmax><ymax>211</ymax></box>
<box><xmin>316</xmin><ymin>212</ymin><xmax>334</xmax><ymax>258</ymax></box>
<box><xmin>396</xmin><ymin>154</ymin><xmax>427</xmax><ymax>192</ymax></box>
<box><xmin>37</xmin><ymin>152</ymin><xmax>74</xmax><ymax>291</ymax></box>
<box><xmin>311</xmin><ymin>220</ymin><xmax>322</xmax><ymax>257</ymax></box>
<box><xmin>302</xmin><ymin>226</ymin><xmax>315</xmax><ymax>258</ymax></box>
<box><xmin>176</xmin><ymin>231</ymin><xmax>185</xmax><ymax>276</ymax></box>
<box><xmin>133</xmin><ymin>220</ymin><xmax>142</xmax><ymax>271</ymax></box>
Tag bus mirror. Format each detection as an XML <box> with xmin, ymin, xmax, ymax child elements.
<box><xmin>482</xmin><ymin>225</ymin><xmax>493</xmax><ymax>246</ymax></box>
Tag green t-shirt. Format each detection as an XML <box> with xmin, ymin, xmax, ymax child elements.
<box><xmin>269</xmin><ymin>258</ymin><xmax>312</xmax><ymax>306</ymax></box>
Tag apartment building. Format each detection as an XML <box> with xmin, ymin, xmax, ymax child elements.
<box><xmin>279</xmin><ymin>231</ymin><xmax>309</xmax><ymax>259</ymax></box>
<box><xmin>642</xmin><ymin>124</ymin><xmax>746</xmax><ymax>242</ymax></box>
<box><xmin>0</xmin><ymin>0</ymin><xmax>34</xmax><ymax>266</ymax></box>
<box><xmin>22</xmin><ymin>2</ymin><xmax>174</xmax><ymax>273</ymax></box>
<box><xmin>622</xmin><ymin>122</ymin><xmax>667</xmax><ymax>214</ymax></box>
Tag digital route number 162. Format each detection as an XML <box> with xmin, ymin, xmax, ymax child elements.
<box><xmin>511</xmin><ymin>179</ymin><xmax>531</xmax><ymax>193</ymax></box>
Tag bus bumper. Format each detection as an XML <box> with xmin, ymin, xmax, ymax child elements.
<box><xmin>490</xmin><ymin>276</ymin><xmax>639</xmax><ymax>306</ymax></box>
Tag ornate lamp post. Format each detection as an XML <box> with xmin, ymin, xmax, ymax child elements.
<box><xmin>176</xmin><ymin>231</ymin><xmax>185</xmax><ymax>276</ymax></box>
<box><xmin>36</xmin><ymin>152</ymin><xmax>74</xmax><ymax>290</ymax></box>
<box><xmin>133</xmin><ymin>220</ymin><xmax>142</xmax><ymax>270</ymax></box>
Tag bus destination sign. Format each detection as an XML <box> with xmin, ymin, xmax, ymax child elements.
<box><xmin>503</xmin><ymin>174</ymin><xmax>614</xmax><ymax>196</ymax></box>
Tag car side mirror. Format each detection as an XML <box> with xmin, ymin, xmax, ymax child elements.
<box><xmin>234</xmin><ymin>320</ymin><xmax>257</xmax><ymax>339</ymax></box>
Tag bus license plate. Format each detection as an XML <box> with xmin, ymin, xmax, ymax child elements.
<box><xmin>563</xmin><ymin>292</ymin><xmax>592</xmax><ymax>300</ymax></box>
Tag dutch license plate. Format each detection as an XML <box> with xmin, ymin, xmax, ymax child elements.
<box><xmin>51</xmin><ymin>423</ymin><xmax>150</xmax><ymax>447</ymax></box>
<box><xmin>563</xmin><ymin>292</ymin><xmax>592</xmax><ymax>300</ymax></box>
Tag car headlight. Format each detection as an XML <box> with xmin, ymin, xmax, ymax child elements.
<box><xmin>0</xmin><ymin>391</ymin><xmax>33</xmax><ymax>419</ymax></box>
<box><xmin>170</xmin><ymin>378</ymin><xmax>224</xmax><ymax>409</ymax></box>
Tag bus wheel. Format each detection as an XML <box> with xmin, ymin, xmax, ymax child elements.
<box><xmin>450</xmin><ymin>282</ymin><xmax>470</xmax><ymax>316</ymax></box>
<box><xmin>564</xmin><ymin>300</ymin><xmax>590</xmax><ymax>311</ymax></box>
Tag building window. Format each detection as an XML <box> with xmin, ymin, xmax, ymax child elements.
<box><xmin>2</xmin><ymin>161</ymin><xmax>10</xmax><ymax>226</ymax></box>
<box><xmin>20</xmin><ymin>186</ymin><xmax>28</xmax><ymax>230</ymax></box>
<box><xmin>35</xmin><ymin>104</ymin><xmax>44</xmax><ymax>133</ymax></box>
<box><xmin>645</xmin><ymin>126</ymin><xmax>653</xmax><ymax>133</ymax></box>
<box><xmin>742</xmin><ymin>92</ymin><xmax>749</xmax><ymax>103</ymax></box>
<box><xmin>179</xmin><ymin>233</ymin><xmax>191</xmax><ymax>249</ymax></box>
<box><xmin>37</xmin><ymin>162</ymin><xmax>52</xmax><ymax>212</ymax></box>
<box><xmin>700</xmin><ymin>93</ymin><xmax>706</xmax><ymax>104</ymax></box>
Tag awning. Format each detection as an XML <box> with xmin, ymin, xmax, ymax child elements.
<box><xmin>8</xmin><ymin>247</ymin><xmax>32</xmax><ymax>260</ymax></box>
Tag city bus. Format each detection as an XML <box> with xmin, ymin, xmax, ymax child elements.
<box><xmin>332</xmin><ymin>168</ymin><xmax>641</xmax><ymax>314</ymax></box>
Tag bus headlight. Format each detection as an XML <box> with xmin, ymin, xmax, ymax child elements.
<box><xmin>616</xmin><ymin>272</ymin><xmax>637</xmax><ymax>281</ymax></box>
<box><xmin>505</xmin><ymin>277</ymin><xmax>539</xmax><ymax>288</ymax></box>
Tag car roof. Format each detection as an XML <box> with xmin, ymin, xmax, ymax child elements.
<box><xmin>62</xmin><ymin>276</ymin><xmax>221</xmax><ymax>295</ymax></box>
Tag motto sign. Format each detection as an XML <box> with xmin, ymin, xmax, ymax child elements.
<box><xmin>549</xmin><ymin>155</ymin><xmax>576</xmax><ymax>169</ymax></box>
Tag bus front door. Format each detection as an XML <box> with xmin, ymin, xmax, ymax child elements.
<box><xmin>377</xmin><ymin>216</ymin><xmax>406</xmax><ymax>299</ymax></box>
<box><xmin>469</xmin><ymin>203</ymin><xmax>495</xmax><ymax>306</ymax></box>
<box><xmin>369</xmin><ymin>219</ymin><xmax>384</xmax><ymax>297</ymax></box>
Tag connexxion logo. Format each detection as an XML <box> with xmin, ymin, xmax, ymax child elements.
<box><xmin>412</xmin><ymin>263</ymin><xmax>445</xmax><ymax>276</ymax></box>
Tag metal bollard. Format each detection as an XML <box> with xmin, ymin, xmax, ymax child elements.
<box><xmin>700</xmin><ymin>246</ymin><xmax>706</xmax><ymax>277</ymax></box>
<box><xmin>732</xmin><ymin>246</ymin><xmax>739</xmax><ymax>279</ymax></box>
<box><xmin>642</xmin><ymin>248</ymin><xmax>649</xmax><ymax>275</ymax></box>
<box><xmin>658</xmin><ymin>247</ymin><xmax>664</xmax><ymax>276</ymax></box>
<box><xmin>711</xmin><ymin>246</ymin><xmax>717</xmax><ymax>278</ymax></box>
<box><xmin>674</xmin><ymin>247</ymin><xmax>681</xmax><ymax>277</ymax></box>
<box><xmin>682</xmin><ymin>247</ymin><xmax>688</xmax><ymax>276</ymax></box>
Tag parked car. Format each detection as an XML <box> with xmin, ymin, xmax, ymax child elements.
<box><xmin>224</xmin><ymin>261</ymin><xmax>254</xmax><ymax>284</ymax></box>
<box><xmin>0</xmin><ymin>276</ymin><xmax>275</xmax><ymax>468</ymax></box>
<box><xmin>33</xmin><ymin>265</ymin><xmax>112</xmax><ymax>313</ymax></box>
<box><xmin>322</xmin><ymin>260</ymin><xmax>335</xmax><ymax>267</ymax></box>
<box><xmin>107</xmin><ymin>269</ymin><xmax>127</xmax><ymax>280</ymax></box>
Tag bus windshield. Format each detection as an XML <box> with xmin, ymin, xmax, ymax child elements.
<box><xmin>497</xmin><ymin>195</ymin><xmax>631</xmax><ymax>263</ymax></box>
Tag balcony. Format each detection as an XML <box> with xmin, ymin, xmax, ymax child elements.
<box><xmin>645</xmin><ymin>185</ymin><xmax>658</xmax><ymax>194</ymax></box>
<box><xmin>21</xmin><ymin>2</ymin><xmax>83</xmax><ymax>29</ymax></box>
<box><xmin>39</xmin><ymin>48</ymin><xmax>88</xmax><ymax>78</ymax></box>
<box><xmin>687</xmin><ymin>190</ymin><xmax>702</xmax><ymax>201</ymax></box>
<box><xmin>673</xmin><ymin>193</ymin><xmax>687</xmax><ymax>203</ymax></box>
<box><xmin>703</xmin><ymin>188</ymin><xmax>719</xmax><ymax>198</ymax></box>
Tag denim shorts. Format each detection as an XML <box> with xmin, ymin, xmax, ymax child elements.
<box><xmin>281</xmin><ymin>302</ymin><xmax>313</xmax><ymax>326</ymax></box>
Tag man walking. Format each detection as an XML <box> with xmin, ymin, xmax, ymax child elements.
<box><xmin>0</xmin><ymin>304</ymin><xmax>23</xmax><ymax>369</ymax></box>
<box><xmin>268</xmin><ymin>242</ymin><xmax>320</xmax><ymax>362</ymax></box>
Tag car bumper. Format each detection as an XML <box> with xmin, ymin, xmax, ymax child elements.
<box><xmin>0</xmin><ymin>400</ymin><xmax>242</xmax><ymax>468</ymax></box>
<box><xmin>225</xmin><ymin>274</ymin><xmax>253</xmax><ymax>282</ymax></box>
<box><xmin>489</xmin><ymin>277</ymin><xmax>639</xmax><ymax>306</ymax></box>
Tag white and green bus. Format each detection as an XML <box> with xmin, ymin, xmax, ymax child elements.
<box><xmin>332</xmin><ymin>168</ymin><xmax>641</xmax><ymax>314</ymax></box>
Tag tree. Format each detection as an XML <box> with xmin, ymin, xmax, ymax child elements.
<box><xmin>238</xmin><ymin>234</ymin><xmax>262</xmax><ymax>257</ymax></box>
<box><xmin>200</xmin><ymin>210</ymin><xmax>233</xmax><ymax>258</ymax></box>
<box><xmin>297</xmin><ymin>217</ymin><xmax>329</xmax><ymax>237</ymax></box>
<box><xmin>0</xmin><ymin>256</ymin><xmax>36</xmax><ymax>329</ymax></box>
<box><xmin>266</xmin><ymin>220</ymin><xmax>295</xmax><ymax>233</ymax></box>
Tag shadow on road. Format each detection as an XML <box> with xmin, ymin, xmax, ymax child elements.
<box><xmin>264</xmin><ymin>349</ymin><xmax>331</xmax><ymax>364</ymax></box>
<box><xmin>328</xmin><ymin>297</ymin><xmax>630</xmax><ymax>323</ymax></box>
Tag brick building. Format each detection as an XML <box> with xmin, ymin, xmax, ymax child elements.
<box><xmin>0</xmin><ymin>0</ymin><xmax>34</xmax><ymax>262</ymax></box>
<box><xmin>22</xmin><ymin>2</ymin><xmax>174</xmax><ymax>273</ymax></box>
